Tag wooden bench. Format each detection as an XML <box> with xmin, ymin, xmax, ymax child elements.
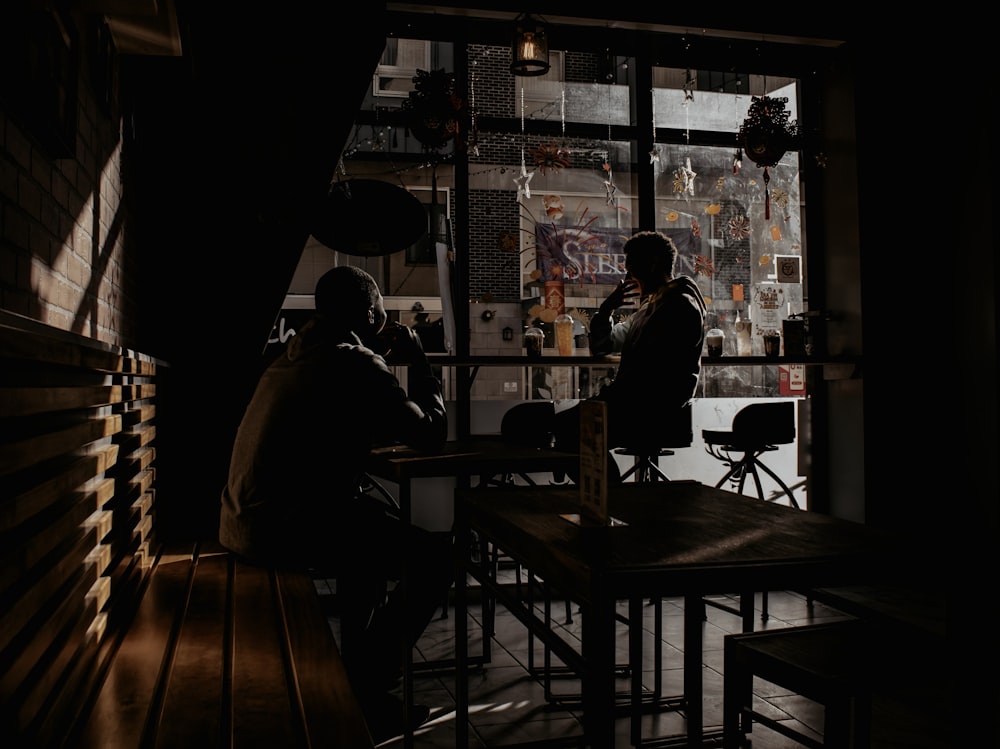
<box><xmin>66</xmin><ymin>540</ymin><xmax>375</xmax><ymax>749</ymax></box>
<box><xmin>723</xmin><ymin>581</ymin><xmax>948</xmax><ymax>747</ymax></box>
<box><xmin>1</xmin><ymin>314</ymin><xmax>374</xmax><ymax>748</ymax></box>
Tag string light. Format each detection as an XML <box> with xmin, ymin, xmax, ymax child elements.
<box><xmin>649</xmin><ymin>88</ymin><xmax>660</xmax><ymax>164</ymax></box>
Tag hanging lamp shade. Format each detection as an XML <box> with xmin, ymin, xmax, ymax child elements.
<box><xmin>311</xmin><ymin>179</ymin><xmax>427</xmax><ymax>256</ymax></box>
<box><xmin>510</xmin><ymin>13</ymin><xmax>550</xmax><ymax>76</ymax></box>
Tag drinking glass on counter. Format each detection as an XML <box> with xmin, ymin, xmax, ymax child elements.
<box><xmin>524</xmin><ymin>326</ymin><xmax>543</xmax><ymax>358</ymax></box>
<box><xmin>706</xmin><ymin>328</ymin><xmax>725</xmax><ymax>357</ymax></box>
<box><xmin>554</xmin><ymin>314</ymin><xmax>574</xmax><ymax>356</ymax></box>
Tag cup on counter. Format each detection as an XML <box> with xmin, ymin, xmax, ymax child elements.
<box><xmin>554</xmin><ymin>314</ymin><xmax>574</xmax><ymax>356</ymax></box>
<box><xmin>763</xmin><ymin>332</ymin><xmax>781</xmax><ymax>357</ymax></box>
<box><xmin>705</xmin><ymin>328</ymin><xmax>725</xmax><ymax>357</ymax></box>
<box><xmin>524</xmin><ymin>326</ymin><xmax>544</xmax><ymax>358</ymax></box>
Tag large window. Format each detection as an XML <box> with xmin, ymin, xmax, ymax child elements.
<box><xmin>332</xmin><ymin>20</ymin><xmax>817</xmax><ymax>391</ymax></box>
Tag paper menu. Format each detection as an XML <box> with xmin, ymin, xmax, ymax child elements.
<box><xmin>578</xmin><ymin>400</ymin><xmax>608</xmax><ymax>524</ymax></box>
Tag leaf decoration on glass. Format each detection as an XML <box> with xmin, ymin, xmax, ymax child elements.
<box><xmin>531</xmin><ymin>142</ymin><xmax>571</xmax><ymax>174</ymax></box>
<box><xmin>694</xmin><ymin>254</ymin><xmax>715</xmax><ymax>276</ymax></box>
<box><xmin>729</xmin><ymin>214</ymin><xmax>751</xmax><ymax>240</ymax></box>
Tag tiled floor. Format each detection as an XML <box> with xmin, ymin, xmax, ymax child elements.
<box><xmin>319</xmin><ymin>578</ymin><xmax>947</xmax><ymax>748</ymax></box>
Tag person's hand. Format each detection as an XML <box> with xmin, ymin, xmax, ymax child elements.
<box><xmin>372</xmin><ymin>321</ymin><xmax>425</xmax><ymax>365</ymax></box>
<box><xmin>600</xmin><ymin>278</ymin><xmax>639</xmax><ymax>313</ymax></box>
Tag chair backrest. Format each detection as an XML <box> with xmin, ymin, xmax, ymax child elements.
<box><xmin>731</xmin><ymin>401</ymin><xmax>795</xmax><ymax>445</ymax></box>
<box><xmin>500</xmin><ymin>400</ymin><xmax>556</xmax><ymax>448</ymax></box>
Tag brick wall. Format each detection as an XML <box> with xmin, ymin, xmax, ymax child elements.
<box><xmin>0</xmin><ymin>17</ymin><xmax>135</xmax><ymax>348</ymax></box>
<box><xmin>465</xmin><ymin>45</ymin><xmax>616</xmax><ymax>307</ymax></box>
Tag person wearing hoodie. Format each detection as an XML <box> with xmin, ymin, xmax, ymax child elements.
<box><xmin>504</xmin><ymin>230</ymin><xmax>707</xmax><ymax>482</ymax></box>
<box><xmin>218</xmin><ymin>265</ymin><xmax>449</xmax><ymax>743</ymax></box>
<box><xmin>583</xmin><ymin>230</ymin><xmax>707</xmax><ymax>448</ymax></box>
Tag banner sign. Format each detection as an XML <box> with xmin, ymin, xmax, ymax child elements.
<box><xmin>534</xmin><ymin>224</ymin><xmax>701</xmax><ymax>284</ymax></box>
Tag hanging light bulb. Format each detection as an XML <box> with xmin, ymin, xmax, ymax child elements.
<box><xmin>510</xmin><ymin>13</ymin><xmax>550</xmax><ymax>76</ymax></box>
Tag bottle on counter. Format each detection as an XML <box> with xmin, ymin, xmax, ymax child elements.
<box><xmin>735</xmin><ymin>309</ymin><xmax>753</xmax><ymax>357</ymax></box>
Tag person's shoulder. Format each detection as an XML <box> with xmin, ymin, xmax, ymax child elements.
<box><xmin>665</xmin><ymin>275</ymin><xmax>706</xmax><ymax>310</ymax></box>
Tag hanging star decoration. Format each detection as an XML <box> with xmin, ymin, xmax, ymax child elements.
<box><xmin>729</xmin><ymin>214</ymin><xmax>751</xmax><ymax>240</ymax></box>
<box><xmin>672</xmin><ymin>157</ymin><xmax>697</xmax><ymax>197</ymax></box>
<box><xmin>649</xmin><ymin>145</ymin><xmax>660</xmax><ymax>164</ymax></box>
<box><xmin>683</xmin><ymin>70</ymin><xmax>696</xmax><ymax>103</ymax></box>
<box><xmin>602</xmin><ymin>162</ymin><xmax>618</xmax><ymax>206</ymax></box>
<box><xmin>514</xmin><ymin>160</ymin><xmax>534</xmax><ymax>200</ymax></box>
<box><xmin>531</xmin><ymin>143</ymin><xmax>571</xmax><ymax>175</ymax></box>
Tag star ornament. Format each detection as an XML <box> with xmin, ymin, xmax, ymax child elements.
<box><xmin>602</xmin><ymin>162</ymin><xmax>618</xmax><ymax>206</ymax></box>
<box><xmin>514</xmin><ymin>161</ymin><xmax>534</xmax><ymax>200</ymax></box>
<box><xmin>672</xmin><ymin>157</ymin><xmax>697</xmax><ymax>197</ymax></box>
<box><xmin>649</xmin><ymin>146</ymin><xmax>661</xmax><ymax>164</ymax></box>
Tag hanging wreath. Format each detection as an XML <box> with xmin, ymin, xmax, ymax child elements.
<box><xmin>737</xmin><ymin>95</ymin><xmax>800</xmax><ymax>219</ymax></box>
<box><xmin>738</xmin><ymin>95</ymin><xmax>799</xmax><ymax>168</ymax></box>
<box><xmin>403</xmin><ymin>68</ymin><xmax>464</xmax><ymax>150</ymax></box>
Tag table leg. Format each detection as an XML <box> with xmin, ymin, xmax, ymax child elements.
<box><xmin>684</xmin><ymin>593</ymin><xmax>703</xmax><ymax>746</ymax></box>
<box><xmin>630</xmin><ymin>596</ymin><xmax>643</xmax><ymax>746</ymax></box>
<box><xmin>400</xmin><ymin>479</ymin><xmax>414</xmax><ymax>749</ymax></box>
<box><xmin>455</xmin><ymin>517</ymin><xmax>470</xmax><ymax>746</ymax></box>
<box><xmin>581</xmin><ymin>596</ymin><xmax>616</xmax><ymax>746</ymax></box>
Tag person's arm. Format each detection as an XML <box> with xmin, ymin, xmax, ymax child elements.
<box><xmin>372</xmin><ymin>322</ymin><xmax>447</xmax><ymax>451</ymax></box>
<box><xmin>589</xmin><ymin>279</ymin><xmax>639</xmax><ymax>355</ymax></box>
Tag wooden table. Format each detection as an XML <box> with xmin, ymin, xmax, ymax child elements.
<box><xmin>366</xmin><ymin>437</ymin><xmax>578</xmax><ymax>526</ymax></box>
<box><xmin>365</xmin><ymin>438</ymin><xmax>578</xmax><ymax>749</ymax></box>
<box><xmin>453</xmin><ymin>481</ymin><xmax>899</xmax><ymax>748</ymax></box>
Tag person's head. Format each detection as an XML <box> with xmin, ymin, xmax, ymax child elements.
<box><xmin>622</xmin><ymin>231</ymin><xmax>678</xmax><ymax>296</ymax></box>
<box><xmin>314</xmin><ymin>265</ymin><xmax>387</xmax><ymax>343</ymax></box>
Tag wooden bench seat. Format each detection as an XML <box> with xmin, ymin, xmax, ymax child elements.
<box><xmin>65</xmin><ymin>541</ymin><xmax>375</xmax><ymax>749</ymax></box>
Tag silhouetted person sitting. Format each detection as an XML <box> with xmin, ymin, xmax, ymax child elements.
<box><xmin>504</xmin><ymin>230</ymin><xmax>706</xmax><ymax>481</ymax></box>
<box><xmin>219</xmin><ymin>265</ymin><xmax>451</xmax><ymax>743</ymax></box>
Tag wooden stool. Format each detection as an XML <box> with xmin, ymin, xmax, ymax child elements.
<box><xmin>723</xmin><ymin>619</ymin><xmax>872</xmax><ymax>748</ymax></box>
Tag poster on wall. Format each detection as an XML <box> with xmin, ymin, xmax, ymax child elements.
<box><xmin>533</xmin><ymin>225</ymin><xmax>701</xmax><ymax>284</ymax></box>
<box><xmin>752</xmin><ymin>283</ymin><xmax>786</xmax><ymax>335</ymax></box>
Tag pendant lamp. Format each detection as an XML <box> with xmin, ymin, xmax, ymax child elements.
<box><xmin>511</xmin><ymin>13</ymin><xmax>549</xmax><ymax>76</ymax></box>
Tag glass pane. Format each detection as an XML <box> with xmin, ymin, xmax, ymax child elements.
<box><xmin>655</xmin><ymin>139</ymin><xmax>804</xmax><ymax>341</ymax></box>
<box><xmin>653</xmin><ymin>67</ymin><xmax>797</xmax><ymax>132</ymax></box>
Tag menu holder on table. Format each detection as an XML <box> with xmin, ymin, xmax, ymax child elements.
<box><xmin>561</xmin><ymin>400</ymin><xmax>627</xmax><ymax>527</ymax></box>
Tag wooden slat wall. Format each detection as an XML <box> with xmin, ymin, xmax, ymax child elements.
<box><xmin>0</xmin><ymin>313</ymin><xmax>167</xmax><ymax>748</ymax></box>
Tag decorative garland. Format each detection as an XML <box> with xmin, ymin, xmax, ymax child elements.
<box><xmin>402</xmin><ymin>68</ymin><xmax>464</xmax><ymax>150</ymax></box>
<box><xmin>737</xmin><ymin>95</ymin><xmax>799</xmax><ymax>219</ymax></box>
